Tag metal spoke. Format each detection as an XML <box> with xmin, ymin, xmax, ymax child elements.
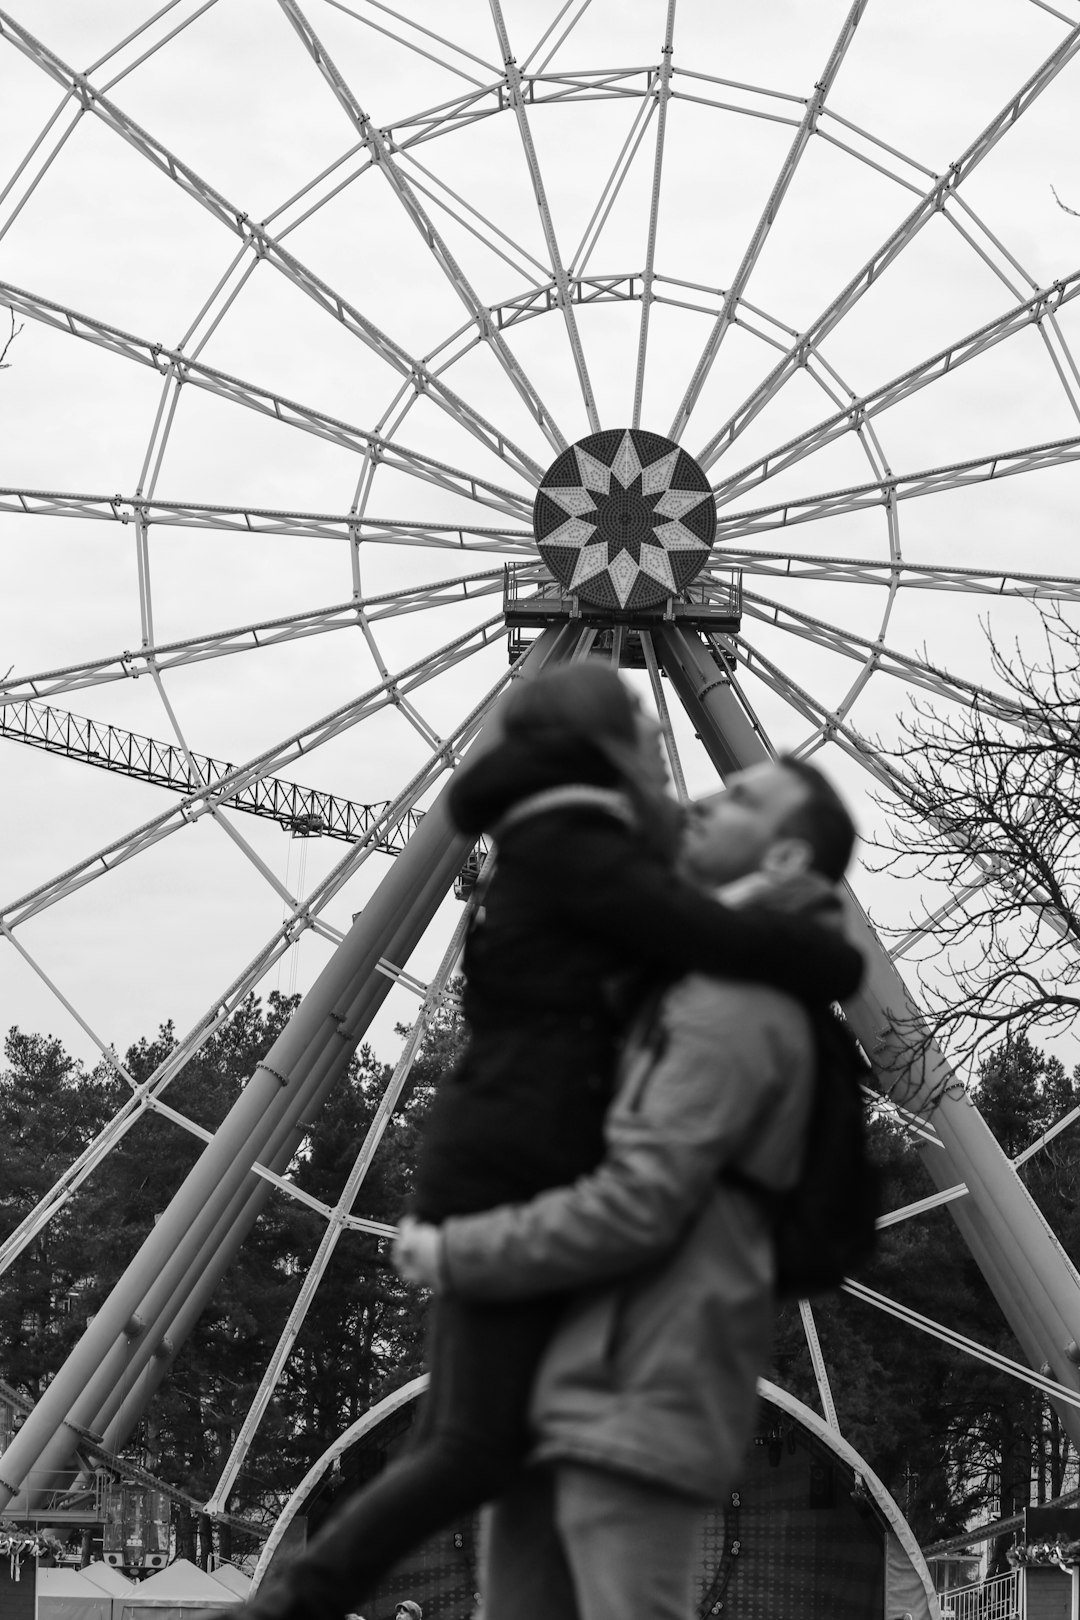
<box><xmin>695</xmin><ymin>20</ymin><xmax>1080</xmax><ymax>472</ymax></box>
<box><xmin>0</xmin><ymin>93</ymin><xmax>84</xmax><ymax>246</ymax></box>
<box><xmin>322</xmin><ymin>0</ymin><xmax>500</xmax><ymax>81</ymax></box>
<box><xmin>741</xmin><ymin>589</ymin><xmax>1049</xmax><ymax>727</ymax></box>
<box><xmin>843</xmin><ymin>1280</ymin><xmax>1080</xmax><ymax>1413</ymax></box>
<box><xmin>0</xmin><ymin>924</ymin><xmax>138</xmax><ymax>1090</ymax></box>
<box><xmin>203</xmin><ymin>888</ymin><xmax>479</xmax><ymax>1514</ymax></box>
<box><xmin>799</xmin><ymin>1301</ymin><xmax>840</xmax><ymax>1429</ymax></box>
<box><xmin>0</xmin><ymin>487</ymin><xmax>535</xmax><ymax>557</ymax></box>
<box><xmin>2</xmin><ymin>568</ymin><xmax>507</xmax><ymax>702</ymax></box>
<box><xmin>669</xmin><ymin>67</ymin><xmax>804</xmax><ymax>126</ymax></box>
<box><xmin>641</xmin><ymin>630</ymin><xmax>688</xmax><ymax>801</ymax></box>
<box><xmin>670</xmin><ymin>0</ymin><xmax>867</xmax><ymax>445</ymax></box>
<box><xmin>279</xmin><ymin>0</ymin><xmax>566</xmax><ymax>459</ymax></box>
<box><xmin>95</xmin><ymin>1</ymin><xmax>222</xmax><ymax>95</ymax></box>
<box><xmin>716</xmin><ymin>636</ymin><xmax>1080</xmax><ymax>967</ymax></box>
<box><xmin>710</xmin><ymin>430</ymin><xmax>1080</xmax><ymax>544</ymax></box>
<box><xmin>488</xmin><ymin>0</ymin><xmax>602</xmax><ymax>433</ymax></box>
<box><xmin>816</xmin><ymin>104</ymin><xmax>937</xmax><ymax>189</ymax></box>
<box><xmin>522</xmin><ymin>0</ymin><xmax>595</xmax><ymax>74</ymax></box>
<box><xmin>396</xmin><ymin>151</ymin><xmax>551</xmax><ymax>284</ymax></box>
<box><xmin>143</xmin><ymin>1091</ymin><xmax>393</xmax><ymax>1232</ymax></box>
<box><xmin>0</xmin><ymin>9</ymin><xmax>545</xmax><ymax>486</ymax></box>
<box><xmin>0</xmin><ymin>664</ymin><xmax>518</xmax><ymax>1276</ymax></box>
<box><xmin>568</xmin><ymin>79</ymin><xmax>657</xmax><ymax>278</ymax></box>
<box><xmin>0</xmin><ymin>282</ymin><xmax>535</xmax><ymax>519</ymax></box>
<box><xmin>713</xmin><ymin>268</ymin><xmax>1080</xmax><ymax>504</ymax></box>
<box><xmin>2</xmin><ymin>615</ymin><xmax>505</xmax><ymax>929</ymax></box>
<box><xmin>942</xmin><ymin>194</ymin><xmax>1035</xmax><ymax>305</ymax></box>
<box><xmin>0</xmin><ymin>0</ymin><xmax>205</xmax><ymax>239</ymax></box>
<box><xmin>716</xmin><ymin>548</ymin><xmax>1080</xmax><ymax>603</ymax></box>
<box><xmin>632</xmin><ymin>0</ymin><xmax>676</xmax><ymax>428</ymax></box>
<box><xmin>721</xmin><ymin>633</ymin><xmax>925</xmax><ymax>783</ymax></box>
<box><xmin>877</xmin><ymin>1186</ymin><xmax>968</xmax><ymax>1231</ymax></box>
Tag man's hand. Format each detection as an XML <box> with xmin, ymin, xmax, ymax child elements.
<box><xmin>393</xmin><ymin>1215</ymin><xmax>445</xmax><ymax>1290</ymax></box>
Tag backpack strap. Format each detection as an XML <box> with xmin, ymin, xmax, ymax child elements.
<box><xmin>491</xmin><ymin>784</ymin><xmax>636</xmax><ymax>842</ymax></box>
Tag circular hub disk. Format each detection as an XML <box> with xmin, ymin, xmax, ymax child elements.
<box><xmin>533</xmin><ymin>428</ymin><xmax>717</xmax><ymax>612</ymax></box>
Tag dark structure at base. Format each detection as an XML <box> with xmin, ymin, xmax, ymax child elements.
<box><xmin>280</xmin><ymin>1385</ymin><xmax>931</xmax><ymax>1620</ymax></box>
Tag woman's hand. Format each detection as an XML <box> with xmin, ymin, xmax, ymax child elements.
<box><xmin>393</xmin><ymin>1215</ymin><xmax>445</xmax><ymax>1290</ymax></box>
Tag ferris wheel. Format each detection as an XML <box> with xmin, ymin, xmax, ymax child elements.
<box><xmin>3</xmin><ymin>0</ymin><xmax>1080</xmax><ymax>1561</ymax></box>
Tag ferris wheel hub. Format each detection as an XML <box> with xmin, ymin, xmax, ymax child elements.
<box><xmin>533</xmin><ymin>427</ymin><xmax>716</xmax><ymax>612</ymax></box>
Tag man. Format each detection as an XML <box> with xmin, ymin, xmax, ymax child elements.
<box><xmin>395</xmin><ymin>757</ymin><xmax>859</xmax><ymax>1620</ymax></box>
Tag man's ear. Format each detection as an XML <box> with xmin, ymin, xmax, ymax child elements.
<box><xmin>761</xmin><ymin>837</ymin><xmax>813</xmax><ymax>878</ymax></box>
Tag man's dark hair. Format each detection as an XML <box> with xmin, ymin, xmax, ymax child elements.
<box><xmin>775</xmin><ymin>756</ymin><xmax>857</xmax><ymax>881</ymax></box>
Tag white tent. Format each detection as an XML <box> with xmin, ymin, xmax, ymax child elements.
<box><xmin>204</xmin><ymin>1569</ymin><xmax>248</xmax><ymax>1600</ymax></box>
<box><xmin>37</xmin><ymin>1567</ymin><xmax>112</xmax><ymax>1620</ymax></box>
<box><xmin>80</xmin><ymin>1561</ymin><xmax>136</xmax><ymax>1620</ymax></box>
<box><xmin>118</xmin><ymin>1560</ymin><xmax>241</xmax><ymax>1620</ymax></box>
<box><xmin>80</xmin><ymin>1568</ymin><xmax>135</xmax><ymax>1598</ymax></box>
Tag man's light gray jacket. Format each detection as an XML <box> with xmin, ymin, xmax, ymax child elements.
<box><xmin>440</xmin><ymin>973</ymin><xmax>816</xmax><ymax>1501</ymax></box>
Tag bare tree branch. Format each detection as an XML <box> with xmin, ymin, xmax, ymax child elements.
<box><xmin>870</xmin><ymin>604</ymin><xmax>1080</xmax><ymax>1065</ymax></box>
<box><xmin>0</xmin><ymin>310</ymin><xmax>24</xmax><ymax>369</ymax></box>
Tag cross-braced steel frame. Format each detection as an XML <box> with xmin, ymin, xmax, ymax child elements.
<box><xmin>3</xmin><ymin>0</ymin><xmax>1080</xmax><ymax>1534</ymax></box>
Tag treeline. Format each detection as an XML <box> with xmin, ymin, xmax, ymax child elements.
<box><xmin>0</xmin><ymin>993</ymin><xmax>456</xmax><ymax>1527</ymax></box>
<box><xmin>2</xmin><ymin>1005</ymin><xmax>1080</xmax><ymax>1555</ymax></box>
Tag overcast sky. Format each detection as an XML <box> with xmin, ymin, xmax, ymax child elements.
<box><xmin>2</xmin><ymin>0</ymin><xmax>1080</xmax><ymax>1084</ymax></box>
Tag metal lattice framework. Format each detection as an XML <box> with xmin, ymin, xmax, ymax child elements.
<box><xmin>2</xmin><ymin>0</ymin><xmax>1080</xmax><ymax>1555</ymax></box>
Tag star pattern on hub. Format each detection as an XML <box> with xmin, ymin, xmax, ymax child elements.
<box><xmin>533</xmin><ymin>428</ymin><xmax>717</xmax><ymax>611</ymax></box>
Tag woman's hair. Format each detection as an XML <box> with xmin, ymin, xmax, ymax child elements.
<box><xmin>503</xmin><ymin>661</ymin><xmax>639</xmax><ymax>751</ymax></box>
<box><xmin>503</xmin><ymin>663</ymin><xmax>680</xmax><ymax>854</ymax></box>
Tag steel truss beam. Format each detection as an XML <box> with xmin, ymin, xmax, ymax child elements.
<box><xmin>0</xmin><ymin>283</ymin><xmax>532</xmax><ymax>522</ymax></box>
<box><xmin>652</xmin><ymin>627</ymin><xmax>1080</xmax><ymax>1452</ymax></box>
<box><xmin>0</xmin><ymin>700</ymin><xmax>424</xmax><ymax>850</ymax></box>
<box><xmin>0</xmin><ymin>628</ymin><xmax>578</xmax><ymax>1515</ymax></box>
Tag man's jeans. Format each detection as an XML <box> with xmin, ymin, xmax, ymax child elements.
<box><xmin>483</xmin><ymin>1462</ymin><xmax>705</xmax><ymax>1620</ymax></box>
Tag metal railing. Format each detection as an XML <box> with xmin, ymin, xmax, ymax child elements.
<box><xmin>503</xmin><ymin>561</ymin><xmax>743</xmax><ymax>622</ymax></box>
<box><xmin>938</xmin><ymin>1568</ymin><xmax>1022</xmax><ymax>1619</ymax></box>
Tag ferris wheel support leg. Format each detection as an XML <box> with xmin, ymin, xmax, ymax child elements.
<box><xmin>655</xmin><ymin>626</ymin><xmax>1080</xmax><ymax>1449</ymax></box>
<box><xmin>0</xmin><ymin>629</ymin><xmax>577</xmax><ymax>1515</ymax></box>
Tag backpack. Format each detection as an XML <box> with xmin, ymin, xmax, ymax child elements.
<box><xmin>727</xmin><ymin>1005</ymin><xmax>881</xmax><ymax>1298</ymax></box>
